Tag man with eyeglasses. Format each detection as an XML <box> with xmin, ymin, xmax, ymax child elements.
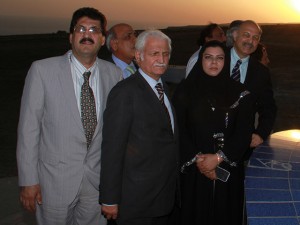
<box><xmin>105</xmin><ymin>23</ymin><xmax>138</xmax><ymax>79</ymax></box>
<box><xmin>16</xmin><ymin>7</ymin><xmax>122</xmax><ymax>225</ymax></box>
<box><xmin>226</xmin><ymin>20</ymin><xmax>276</xmax><ymax>158</ymax></box>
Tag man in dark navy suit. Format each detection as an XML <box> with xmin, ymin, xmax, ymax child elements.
<box><xmin>100</xmin><ymin>29</ymin><xmax>179</xmax><ymax>225</ymax></box>
<box><xmin>226</xmin><ymin>20</ymin><xmax>277</xmax><ymax>159</ymax></box>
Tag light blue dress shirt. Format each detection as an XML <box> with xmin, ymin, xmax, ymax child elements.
<box><xmin>112</xmin><ymin>54</ymin><xmax>136</xmax><ymax>79</ymax></box>
<box><xmin>230</xmin><ymin>48</ymin><xmax>250</xmax><ymax>84</ymax></box>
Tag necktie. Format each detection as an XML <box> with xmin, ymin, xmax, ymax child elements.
<box><xmin>155</xmin><ymin>83</ymin><xmax>172</xmax><ymax>127</ymax></box>
<box><xmin>231</xmin><ymin>59</ymin><xmax>242</xmax><ymax>82</ymax></box>
<box><xmin>81</xmin><ymin>71</ymin><xmax>97</xmax><ymax>149</ymax></box>
<box><xmin>126</xmin><ymin>65</ymin><xmax>136</xmax><ymax>75</ymax></box>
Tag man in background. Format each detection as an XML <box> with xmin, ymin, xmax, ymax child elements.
<box><xmin>100</xmin><ymin>29</ymin><xmax>179</xmax><ymax>225</ymax></box>
<box><xmin>227</xmin><ymin>20</ymin><xmax>276</xmax><ymax>156</ymax></box>
<box><xmin>186</xmin><ymin>23</ymin><xmax>226</xmax><ymax>77</ymax></box>
<box><xmin>105</xmin><ymin>23</ymin><xmax>137</xmax><ymax>78</ymax></box>
<box><xmin>17</xmin><ymin>7</ymin><xmax>122</xmax><ymax>225</ymax></box>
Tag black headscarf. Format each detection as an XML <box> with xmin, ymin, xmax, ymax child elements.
<box><xmin>185</xmin><ymin>40</ymin><xmax>245</xmax><ymax>108</ymax></box>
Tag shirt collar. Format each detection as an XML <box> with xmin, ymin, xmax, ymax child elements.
<box><xmin>69</xmin><ymin>50</ymin><xmax>97</xmax><ymax>76</ymax></box>
<box><xmin>231</xmin><ymin>47</ymin><xmax>250</xmax><ymax>63</ymax></box>
<box><xmin>138</xmin><ymin>68</ymin><xmax>163</xmax><ymax>89</ymax></box>
<box><xmin>112</xmin><ymin>54</ymin><xmax>135</xmax><ymax>70</ymax></box>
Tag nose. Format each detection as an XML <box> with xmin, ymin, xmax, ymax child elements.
<box><xmin>157</xmin><ymin>54</ymin><xmax>165</xmax><ymax>63</ymax></box>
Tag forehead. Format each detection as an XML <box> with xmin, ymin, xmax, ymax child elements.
<box><xmin>203</xmin><ymin>46</ymin><xmax>224</xmax><ymax>55</ymax></box>
<box><xmin>144</xmin><ymin>37</ymin><xmax>169</xmax><ymax>50</ymax></box>
<box><xmin>76</xmin><ymin>16</ymin><xmax>101</xmax><ymax>27</ymax></box>
<box><xmin>239</xmin><ymin>22</ymin><xmax>261</xmax><ymax>35</ymax></box>
<box><xmin>115</xmin><ymin>25</ymin><xmax>133</xmax><ymax>34</ymax></box>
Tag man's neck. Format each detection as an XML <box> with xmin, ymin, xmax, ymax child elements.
<box><xmin>73</xmin><ymin>53</ymin><xmax>97</xmax><ymax>69</ymax></box>
<box><xmin>113</xmin><ymin>53</ymin><xmax>133</xmax><ymax>65</ymax></box>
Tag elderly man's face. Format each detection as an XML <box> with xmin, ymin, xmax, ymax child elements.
<box><xmin>111</xmin><ymin>24</ymin><xmax>137</xmax><ymax>64</ymax></box>
<box><xmin>136</xmin><ymin>37</ymin><xmax>170</xmax><ymax>80</ymax></box>
<box><xmin>234</xmin><ymin>22</ymin><xmax>261</xmax><ymax>58</ymax></box>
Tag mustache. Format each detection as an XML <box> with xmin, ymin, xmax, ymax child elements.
<box><xmin>153</xmin><ymin>63</ymin><xmax>167</xmax><ymax>68</ymax></box>
<box><xmin>80</xmin><ymin>38</ymin><xmax>94</xmax><ymax>44</ymax></box>
<box><xmin>242</xmin><ymin>42</ymin><xmax>254</xmax><ymax>48</ymax></box>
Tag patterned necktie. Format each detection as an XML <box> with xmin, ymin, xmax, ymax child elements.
<box><xmin>231</xmin><ymin>59</ymin><xmax>242</xmax><ymax>82</ymax></box>
<box><xmin>81</xmin><ymin>71</ymin><xmax>97</xmax><ymax>149</ymax></box>
<box><xmin>155</xmin><ymin>83</ymin><xmax>172</xmax><ymax>127</ymax></box>
<box><xmin>126</xmin><ymin>65</ymin><xmax>136</xmax><ymax>75</ymax></box>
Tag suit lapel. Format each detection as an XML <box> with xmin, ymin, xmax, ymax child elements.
<box><xmin>244</xmin><ymin>57</ymin><xmax>254</xmax><ymax>85</ymax></box>
<box><xmin>58</xmin><ymin>55</ymin><xmax>84</xmax><ymax>133</ymax></box>
<box><xmin>136</xmin><ymin>73</ymin><xmax>174</xmax><ymax>135</ymax></box>
<box><xmin>94</xmin><ymin>60</ymin><xmax>107</xmax><ymax>136</ymax></box>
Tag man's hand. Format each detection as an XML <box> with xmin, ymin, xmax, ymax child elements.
<box><xmin>250</xmin><ymin>133</ymin><xmax>263</xmax><ymax>148</ymax></box>
<box><xmin>101</xmin><ymin>205</ymin><xmax>118</xmax><ymax>220</ymax></box>
<box><xmin>20</xmin><ymin>184</ymin><xmax>42</xmax><ymax>212</ymax></box>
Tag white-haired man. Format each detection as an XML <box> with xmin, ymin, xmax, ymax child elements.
<box><xmin>100</xmin><ymin>29</ymin><xmax>179</xmax><ymax>225</ymax></box>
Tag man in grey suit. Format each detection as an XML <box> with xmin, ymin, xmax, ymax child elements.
<box><xmin>16</xmin><ymin>7</ymin><xmax>122</xmax><ymax>225</ymax></box>
<box><xmin>100</xmin><ymin>29</ymin><xmax>179</xmax><ymax>225</ymax></box>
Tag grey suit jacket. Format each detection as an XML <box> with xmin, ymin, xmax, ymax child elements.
<box><xmin>16</xmin><ymin>52</ymin><xmax>122</xmax><ymax>207</ymax></box>
<box><xmin>100</xmin><ymin>73</ymin><xmax>179</xmax><ymax>220</ymax></box>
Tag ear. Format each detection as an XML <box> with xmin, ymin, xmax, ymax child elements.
<box><xmin>101</xmin><ymin>36</ymin><xmax>106</xmax><ymax>46</ymax></box>
<box><xmin>232</xmin><ymin>30</ymin><xmax>238</xmax><ymax>42</ymax></box>
<box><xmin>111</xmin><ymin>39</ymin><xmax>118</xmax><ymax>51</ymax></box>
<box><xmin>135</xmin><ymin>51</ymin><xmax>141</xmax><ymax>62</ymax></box>
<box><xmin>69</xmin><ymin>33</ymin><xmax>73</xmax><ymax>45</ymax></box>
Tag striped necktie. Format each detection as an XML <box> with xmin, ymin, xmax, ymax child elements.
<box><xmin>231</xmin><ymin>59</ymin><xmax>242</xmax><ymax>82</ymax></box>
<box><xmin>155</xmin><ymin>83</ymin><xmax>172</xmax><ymax>127</ymax></box>
<box><xmin>126</xmin><ymin>65</ymin><xmax>136</xmax><ymax>75</ymax></box>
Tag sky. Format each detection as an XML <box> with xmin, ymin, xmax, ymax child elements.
<box><xmin>1</xmin><ymin>0</ymin><xmax>300</xmax><ymax>35</ymax></box>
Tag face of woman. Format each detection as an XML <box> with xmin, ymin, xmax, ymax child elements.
<box><xmin>202</xmin><ymin>46</ymin><xmax>225</xmax><ymax>76</ymax></box>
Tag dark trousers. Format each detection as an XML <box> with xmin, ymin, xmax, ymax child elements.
<box><xmin>115</xmin><ymin>215</ymin><xmax>169</xmax><ymax>225</ymax></box>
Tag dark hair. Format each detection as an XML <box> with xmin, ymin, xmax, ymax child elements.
<box><xmin>69</xmin><ymin>7</ymin><xmax>107</xmax><ymax>36</ymax></box>
<box><xmin>199</xmin><ymin>40</ymin><xmax>226</xmax><ymax>60</ymax></box>
<box><xmin>197</xmin><ymin>23</ymin><xmax>219</xmax><ymax>46</ymax></box>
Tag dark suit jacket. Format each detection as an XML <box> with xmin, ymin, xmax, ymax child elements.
<box><xmin>225</xmin><ymin>50</ymin><xmax>277</xmax><ymax>158</ymax></box>
<box><xmin>99</xmin><ymin>72</ymin><xmax>179</xmax><ymax>220</ymax></box>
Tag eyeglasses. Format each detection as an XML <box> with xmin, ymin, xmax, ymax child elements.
<box><xmin>74</xmin><ymin>26</ymin><xmax>102</xmax><ymax>34</ymax></box>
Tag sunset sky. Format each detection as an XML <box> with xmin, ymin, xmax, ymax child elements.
<box><xmin>1</xmin><ymin>0</ymin><xmax>300</xmax><ymax>35</ymax></box>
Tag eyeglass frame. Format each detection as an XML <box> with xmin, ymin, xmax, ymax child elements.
<box><xmin>73</xmin><ymin>25</ymin><xmax>102</xmax><ymax>34</ymax></box>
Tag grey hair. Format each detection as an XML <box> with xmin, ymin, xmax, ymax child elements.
<box><xmin>106</xmin><ymin>26</ymin><xmax>117</xmax><ymax>52</ymax></box>
<box><xmin>243</xmin><ymin>20</ymin><xmax>263</xmax><ymax>35</ymax></box>
<box><xmin>135</xmin><ymin>29</ymin><xmax>172</xmax><ymax>59</ymax></box>
<box><xmin>226</xmin><ymin>20</ymin><xmax>243</xmax><ymax>47</ymax></box>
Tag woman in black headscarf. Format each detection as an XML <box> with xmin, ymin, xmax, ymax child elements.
<box><xmin>172</xmin><ymin>40</ymin><xmax>254</xmax><ymax>225</ymax></box>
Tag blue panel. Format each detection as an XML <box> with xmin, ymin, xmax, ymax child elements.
<box><xmin>248</xmin><ymin>218</ymin><xmax>299</xmax><ymax>225</ymax></box>
<box><xmin>291</xmin><ymin>190</ymin><xmax>300</xmax><ymax>201</ymax></box>
<box><xmin>290</xmin><ymin>179</ymin><xmax>300</xmax><ymax>189</ymax></box>
<box><xmin>247</xmin><ymin>203</ymin><xmax>296</xmax><ymax>217</ymax></box>
<box><xmin>245</xmin><ymin>189</ymin><xmax>292</xmax><ymax>201</ymax></box>
<box><xmin>245</xmin><ymin>177</ymin><xmax>289</xmax><ymax>189</ymax></box>
<box><xmin>245</xmin><ymin>130</ymin><xmax>300</xmax><ymax>225</ymax></box>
